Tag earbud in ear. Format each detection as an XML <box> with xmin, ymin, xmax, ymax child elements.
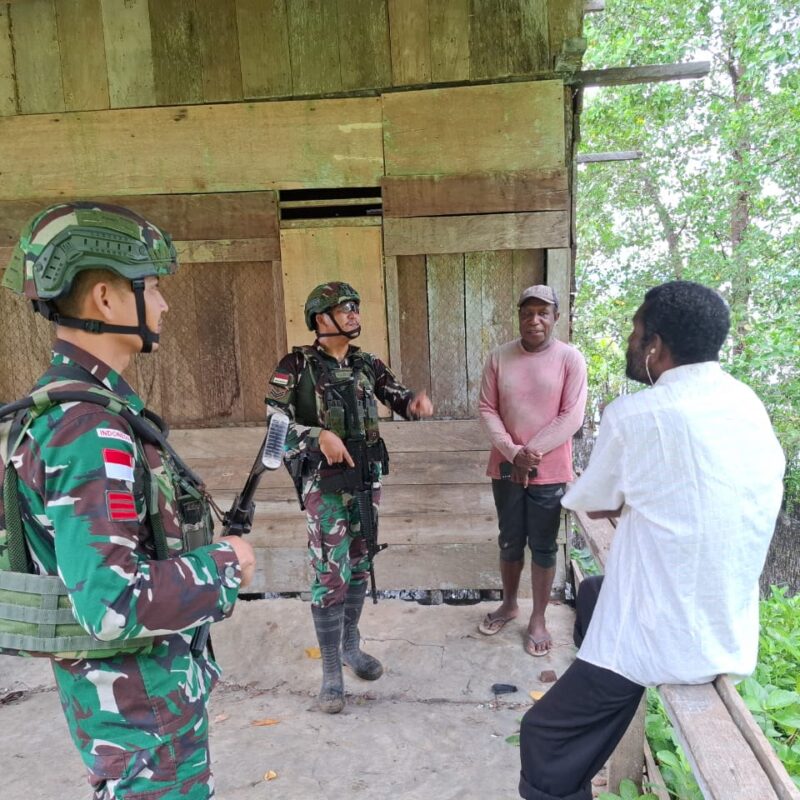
<box><xmin>649</xmin><ymin>349</ymin><xmax>656</xmax><ymax>354</ymax></box>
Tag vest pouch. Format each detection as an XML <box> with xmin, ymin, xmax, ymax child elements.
<box><xmin>325</xmin><ymin>402</ymin><xmax>347</xmax><ymax>439</ymax></box>
<box><xmin>0</xmin><ymin>570</ymin><xmax>154</xmax><ymax>659</ymax></box>
<box><xmin>174</xmin><ymin>477</ymin><xmax>214</xmax><ymax>553</ymax></box>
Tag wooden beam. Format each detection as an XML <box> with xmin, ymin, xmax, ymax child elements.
<box><xmin>577</xmin><ymin>151</ymin><xmax>643</xmax><ymax>163</ymax></box>
<box><xmin>382</xmin><ymin>169</ymin><xmax>569</xmax><ymax>218</ymax></box>
<box><xmin>573</xmin><ymin>61</ymin><xmax>711</xmax><ymax>87</ymax></box>
<box><xmin>584</xmin><ymin>1</ymin><xmax>605</xmax><ymax>12</ymax></box>
<box><xmin>383</xmin><ymin>211</ymin><xmax>569</xmax><ymax>256</ymax></box>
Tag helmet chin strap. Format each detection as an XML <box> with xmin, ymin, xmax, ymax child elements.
<box><xmin>34</xmin><ymin>278</ymin><xmax>160</xmax><ymax>353</ymax></box>
<box><xmin>316</xmin><ymin>312</ymin><xmax>361</xmax><ymax>340</ymax></box>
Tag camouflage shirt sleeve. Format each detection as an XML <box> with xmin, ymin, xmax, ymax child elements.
<box><xmin>370</xmin><ymin>355</ymin><xmax>415</xmax><ymax>419</ymax></box>
<box><xmin>43</xmin><ymin>408</ymin><xmax>241</xmax><ymax>642</ymax></box>
<box><xmin>266</xmin><ymin>351</ymin><xmax>321</xmax><ymax>458</ymax></box>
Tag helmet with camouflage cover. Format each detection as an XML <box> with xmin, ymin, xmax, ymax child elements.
<box><xmin>2</xmin><ymin>201</ymin><xmax>178</xmax><ymax>352</ymax></box>
<box><xmin>304</xmin><ymin>281</ymin><xmax>360</xmax><ymax>331</ymax></box>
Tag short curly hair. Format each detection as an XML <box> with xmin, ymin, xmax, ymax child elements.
<box><xmin>640</xmin><ymin>281</ymin><xmax>730</xmax><ymax>365</ymax></box>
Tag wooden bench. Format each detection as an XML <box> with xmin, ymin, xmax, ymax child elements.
<box><xmin>572</xmin><ymin>510</ymin><xmax>799</xmax><ymax>800</ymax></box>
<box><xmin>171</xmin><ymin>419</ymin><xmax>568</xmax><ymax>596</ymax></box>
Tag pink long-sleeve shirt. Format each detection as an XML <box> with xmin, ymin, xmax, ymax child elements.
<box><xmin>479</xmin><ymin>338</ymin><xmax>588</xmax><ymax>484</ymax></box>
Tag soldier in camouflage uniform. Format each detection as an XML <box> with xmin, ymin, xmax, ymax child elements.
<box><xmin>0</xmin><ymin>202</ymin><xmax>256</xmax><ymax>799</ymax></box>
<box><xmin>267</xmin><ymin>281</ymin><xmax>433</xmax><ymax>713</ymax></box>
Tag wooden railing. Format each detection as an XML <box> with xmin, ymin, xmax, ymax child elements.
<box><xmin>571</xmin><ymin>510</ymin><xmax>799</xmax><ymax>800</ymax></box>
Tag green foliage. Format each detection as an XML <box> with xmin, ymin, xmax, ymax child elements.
<box><xmin>597</xmin><ymin>779</ymin><xmax>658</xmax><ymax>800</ymax></box>
<box><xmin>570</xmin><ymin>546</ymin><xmax>602</xmax><ymax>576</ymax></box>
<box><xmin>576</xmin><ymin>0</ymin><xmax>800</xmax><ymax>509</ymax></box>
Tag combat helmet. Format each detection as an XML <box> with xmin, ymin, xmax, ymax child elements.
<box><xmin>2</xmin><ymin>202</ymin><xmax>178</xmax><ymax>352</ymax></box>
<box><xmin>304</xmin><ymin>281</ymin><xmax>361</xmax><ymax>338</ymax></box>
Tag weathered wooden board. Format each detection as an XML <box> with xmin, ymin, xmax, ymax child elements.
<box><xmin>11</xmin><ymin>0</ymin><xmax>65</xmax><ymax>114</ymax></box>
<box><xmin>193</xmin><ymin>450</ymin><xmax>490</xmax><ymax>491</ymax></box>
<box><xmin>280</xmin><ymin>225</ymin><xmax>389</xmax><ymax>364</ymax></box>
<box><xmin>0</xmin><ymin>7</ymin><xmax>14</xmax><ymax>116</ymax></box>
<box><xmin>338</xmin><ymin>0</ymin><xmax>391</xmax><ymax>91</ymax></box>
<box><xmin>382</xmin><ymin>169</ymin><xmax>570</xmax><ymax>217</ymax></box>
<box><xmin>56</xmin><ymin>0</ymin><xmax>110</xmax><ymax>111</ymax></box>
<box><xmin>388</xmin><ymin>0</ymin><xmax>431</xmax><ymax>86</ymax></box>
<box><xmin>464</xmin><ymin>251</ymin><xmax>516</xmax><ymax>415</ymax></box>
<box><xmin>174</xmin><ymin>239</ymin><xmax>279</xmax><ymax>264</ymax></box>
<box><xmin>233</xmin><ymin>260</ymin><xmax>287</xmax><ymax>421</ymax></box>
<box><xmin>396</xmin><ymin>255</ymin><xmax>431</xmax><ymax>397</ymax></box>
<box><xmin>382</xmin><ymin>81</ymin><xmax>565</xmax><ymax>177</ymax></box>
<box><xmin>287</xmin><ymin>0</ymin><xmax>342</xmax><ymax>95</ymax></box>
<box><xmin>384</xmin><ymin>255</ymin><xmax>403</xmax><ymax>379</ymax></box>
<box><xmin>149</xmin><ymin>0</ymin><xmax>204</xmax><ymax>106</ymax></box>
<box><xmin>0</xmin><ymin>292</ymin><xmax>52</xmax><ymax>402</ymax></box>
<box><xmin>572</xmin><ymin>510</ymin><xmax>615</xmax><ymax>568</ymax></box>
<box><xmin>101</xmin><ymin>0</ymin><xmax>156</xmax><ymax>109</ymax></box>
<box><xmin>195</xmin><ymin>0</ymin><xmax>243</xmax><ymax>103</ymax></box>
<box><xmin>428</xmin><ymin>0</ymin><xmax>470</xmax><ymax>82</ymax></box>
<box><xmin>236</xmin><ymin>0</ymin><xmax>292</xmax><ymax>98</ymax></box>
<box><xmin>660</xmin><ymin>684</ymin><xmax>780</xmax><ymax>800</ymax></box>
<box><xmin>547</xmin><ymin>247</ymin><xmax>572</xmax><ymax>342</ymax></box>
<box><xmin>0</xmin><ymin>192</ymin><xmax>279</xmax><ymax>248</ymax></box>
<box><xmin>0</xmin><ymin>97</ymin><xmax>384</xmax><ymax>199</ymax></box>
<box><xmin>170</xmin><ymin>419</ymin><xmax>485</xmax><ymax>458</ymax></box>
<box><xmin>249</xmin><ymin>542</ymin><xmax>504</xmax><ymax>593</ymax></box>
<box><xmin>427</xmin><ymin>254</ymin><xmax>468</xmax><ymax>418</ymax></box>
<box><xmin>383</xmin><ymin>211</ymin><xmax>570</xmax><ymax>256</ymax></box>
<box><xmin>512</xmin><ymin>249</ymin><xmax>546</xmax><ymax>301</ymax></box>
<box><xmin>548</xmin><ymin>0</ymin><xmax>584</xmax><ymax>71</ymax></box>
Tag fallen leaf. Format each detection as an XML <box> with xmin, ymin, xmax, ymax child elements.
<box><xmin>213</xmin><ymin>713</ymin><xmax>229</xmax><ymax>723</ymax></box>
<box><xmin>251</xmin><ymin>718</ymin><xmax>280</xmax><ymax>727</ymax></box>
<box><xmin>264</xmin><ymin>770</ymin><xmax>278</xmax><ymax>781</ymax></box>
<box><xmin>529</xmin><ymin>690</ymin><xmax>545</xmax><ymax>701</ymax></box>
<box><xmin>304</xmin><ymin>646</ymin><xmax>321</xmax><ymax>659</ymax></box>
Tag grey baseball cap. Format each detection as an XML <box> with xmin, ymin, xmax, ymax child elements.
<box><xmin>517</xmin><ymin>285</ymin><xmax>558</xmax><ymax>307</ymax></box>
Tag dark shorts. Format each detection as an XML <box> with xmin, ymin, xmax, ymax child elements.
<box><xmin>491</xmin><ymin>480</ymin><xmax>565</xmax><ymax>567</ymax></box>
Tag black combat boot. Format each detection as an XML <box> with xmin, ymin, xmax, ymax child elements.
<box><xmin>311</xmin><ymin>603</ymin><xmax>345</xmax><ymax>713</ymax></box>
<box><xmin>342</xmin><ymin>582</ymin><xmax>384</xmax><ymax>680</ymax></box>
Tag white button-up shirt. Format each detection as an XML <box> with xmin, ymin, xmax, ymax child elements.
<box><xmin>563</xmin><ymin>362</ymin><xmax>785</xmax><ymax>686</ymax></box>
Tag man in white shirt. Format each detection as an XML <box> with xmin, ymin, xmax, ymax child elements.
<box><xmin>518</xmin><ymin>281</ymin><xmax>785</xmax><ymax>800</ymax></box>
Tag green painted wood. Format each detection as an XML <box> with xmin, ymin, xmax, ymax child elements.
<box><xmin>287</xmin><ymin>0</ymin><xmax>342</xmax><ymax>95</ymax></box>
<box><xmin>148</xmin><ymin>0</ymin><xmax>204</xmax><ymax>106</ymax></box>
<box><xmin>427</xmin><ymin>253</ymin><xmax>469</xmax><ymax>418</ymax></box>
<box><xmin>0</xmin><ymin>6</ymin><xmax>17</xmax><ymax>116</ymax></box>
<box><xmin>429</xmin><ymin>0</ymin><xmax>469</xmax><ymax>82</ymax></box>
<box><xmin>11</xmin><ymin>0</ymin><xmax>65</xmax><ymax>113</ymax></box>
<box><xmin>236</xmin><ymin>0</ymin><xmax>292</xmax><ymax>98</ymax></box>
<box><xmin>337</xmin><ymin>0</ymin><xmax>391</xmax><ymax>91</ymax></box>
<box><xmin>101</xmin><ymin>0</ymin><xmax>156</xmax><ymax>108</ymax></box>
<box><xmin>56</xmin><ymin>0</ymin><xmax>110</xmax><ymax>111</ymax></box>
<box><xmin>388</xmin><ymin>0</ymin><xmax>431</xmax><ymax>86</ymax></box>
<box><xmin>196</xmin><ymin>0</ymin><xmax>243</xmax><ymax>102</ymax></box>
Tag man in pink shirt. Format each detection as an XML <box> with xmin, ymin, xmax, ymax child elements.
<box><xmin>478</xmin><ymin>285</ymin><xmax>587</xmax><ymax>655</ymax></box>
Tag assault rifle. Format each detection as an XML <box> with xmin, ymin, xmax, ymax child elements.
<box><xmin>317</xmin><ymin>437</ymin><xmax>388</xmax><ymax>604</ymax></box>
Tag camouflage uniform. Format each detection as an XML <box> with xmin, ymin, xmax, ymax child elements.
<box><xmin>1</xmin><ymin>203</ymin><xmax>244</xmax><ymax>799</ymax></box>
<box><xmin>267</xmin><ymin>340</ymin><xmax>414</xmax><ymax>606</ymax></box>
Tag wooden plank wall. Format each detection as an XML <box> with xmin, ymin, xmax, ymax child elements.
<box><xmin>0</xmin><ymin>0</ymin><xmax>583</xmax><ymax>117</ymax></box>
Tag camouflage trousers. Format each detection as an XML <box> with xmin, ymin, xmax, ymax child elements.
<box><xmin>53</xmin><ymin>636</ymin><xmax>218</xmax><ymax>799</ymax></box>
<box><xmin>303</xmin><ymin>480</ymin><xmax>382</xmax><ymax>607</ymax></box>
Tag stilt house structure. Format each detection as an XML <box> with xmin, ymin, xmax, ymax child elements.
<box><xmin>0</xmin><ymin>0</ymin><xmax>589</xmax><ymax>594</ymax></box>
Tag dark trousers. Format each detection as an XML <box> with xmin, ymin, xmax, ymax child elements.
<box><xmin>518</xmin><ymin>576</ymin><xmax>645</xmax><ymax>800</ymax></box>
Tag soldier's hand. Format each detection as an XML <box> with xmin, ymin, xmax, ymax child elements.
<box><xmin>409</xmin><ymin>390</ymin><xmax>434</xmax><ymax>418</ymax></box>
<box><xmin>219</xmin><ymin>535</ymin><xmax>257</xmax><ymax>588</ymax></box>
<box><xmin>319</xmin><ymin>430</ymin><xmax>355</xmax><ymax>466</ymax></box>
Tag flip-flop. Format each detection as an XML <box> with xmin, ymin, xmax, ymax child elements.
<box><xmin>478</xmin><ymin>613</ymin><xmax>516</xmax><ymax>636</ymax></box>
<box><xmin>525</xmin><ymin>633</ymin><xmax>553</xmax><ymax>657</ymax></box>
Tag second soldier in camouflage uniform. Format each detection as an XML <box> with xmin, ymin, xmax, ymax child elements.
<box><xmin>0</xmin><ymin>203</ymin><xmax>256</xmax><ymax>798</ymax></box>
<box><xmin>267</xmin><ymin>282</ymin><xmax>433</xmax><ymax>713</ymax></box>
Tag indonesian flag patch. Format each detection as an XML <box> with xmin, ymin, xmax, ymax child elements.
<box><xmin>271</xmin><ymin>372</ymin><xmax>290</xmax><ymax>386</ymax></box>
<box><xmin>102</xmin><ymin>448</ymin><xmax>135</xmax><ymax>482</ymax></box>
<box><xmin>106</xmin><ymin>490</ymin><xmax>137</xmax><ymax>521</ymax></box>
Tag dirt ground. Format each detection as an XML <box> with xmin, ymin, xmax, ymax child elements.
<box><xmin>0</xmin><ymin>598</ymin><xmax>582</xmax><ymax>800</ymax></box>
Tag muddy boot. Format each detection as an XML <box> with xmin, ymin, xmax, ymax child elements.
<box><xmin>311</xmin><ymin>603</ymin><xmax>345</xmax><ymax>714</ymax></box>
<box><xmin>342</xmin><ymin>582</ymin><xmax>383</xmax><ymax>680</ymax></box>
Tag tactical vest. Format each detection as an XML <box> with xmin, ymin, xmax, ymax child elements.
<box><xmin>292</xmin><ymin>346</ymin><xmax>381</xmax><ymax>445</ymax></box>
<box><xmin>0</xmin><ymin>380</ymin><xmax>214</xmax><ymax>659</ymax></box>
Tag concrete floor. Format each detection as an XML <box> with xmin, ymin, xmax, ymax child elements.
<box><xmin>0</xmin><ymin>598</ymin><xmax>581</xmax><ymax>800</ymax></box>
